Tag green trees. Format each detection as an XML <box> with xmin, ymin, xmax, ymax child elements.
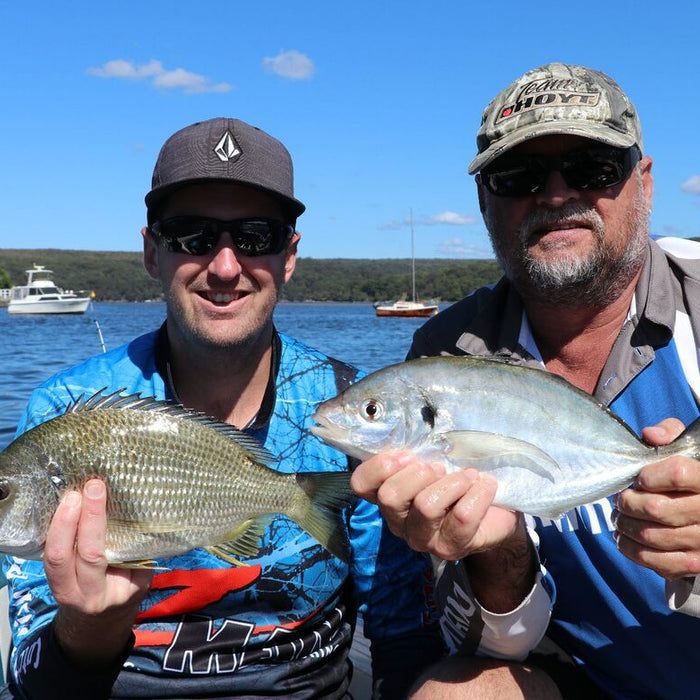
<box><xmin>0</xmin><ymin>250</ymin><xmax>503</xmax><ymax>302</ymax></box>
<box><xmin>0</xmin><ymin>265</ymin><xmax>11</xmax><ymax>289</ymax></box>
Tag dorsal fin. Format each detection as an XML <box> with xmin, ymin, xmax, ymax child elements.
<box><xmin>66</xmin><ymin>389</ymin><xmax>274</xmax><ymax>465</ymax></box>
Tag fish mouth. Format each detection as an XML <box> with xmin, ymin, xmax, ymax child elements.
<box><xmin>311</xmin><ymin>419</ymin><xmax>373</xmax><ymax>461</ymax></box>
<box><xmin>310</xmin><ymin>417</ymin><xmax>339</xmax><ymax>445</ymax></box>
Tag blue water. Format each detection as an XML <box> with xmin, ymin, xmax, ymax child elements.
<box><xmin>0</xmin><ymin>302</ymin><xmax>439</xmax><ymax>450</ymax></box>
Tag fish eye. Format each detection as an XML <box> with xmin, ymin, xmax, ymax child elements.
<box><xmin>0</xmin><ymin>481</ymin><xmax>11</xmax><ymax>502</ymax></box>
<box><xmin>361</xmin><ymin>399</ymin><xmax>384</xmax><ymax>421</ymax></box>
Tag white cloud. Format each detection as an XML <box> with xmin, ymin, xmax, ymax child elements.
<box><xmin>379</xmin><ymin>219</ymin><xmax>406</xmax><ymax>231</ymax></box>
<box><xmin>438</xmin><ymin>238</ymin><xmax>492</xmax><ymax>258</ymax></box>
<box><xmin>381</xmin><ymin>211</ymin><xmax>476</xmax><ymax>230</ymax></box>
<box><xmin>681</xmin><ymin>175</ymin><xmax>700</xmax><ymax>195</ymax></box>
<box><xmin>422</xmin><ymin>211</ymin><xmax>476</xmax><ymax>226</ymax></box>
<box><xmin>263</xmin><ymin>50</ymin><xmax>315</xmax><ymax>81</ymax></box>
<box><xmin>87</xmin><ymin>59</ymin><xmax>232</xmax><ymax>94</ymax></box>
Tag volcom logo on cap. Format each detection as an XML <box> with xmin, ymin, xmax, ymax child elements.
<box><xmin>214</xmin><ymin>131</ymin><xmax>242</xmax><ymax>162</ymax></box>
<box><xmin>496</xmin><ymin>78</ymin><xmax>601</xmax><ymax>124</ymax></box>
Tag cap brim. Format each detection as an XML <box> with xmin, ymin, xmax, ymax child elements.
<box><xmin>468</xmin><ymin>121</ymin><xmax>638</xmax><ymax>174</ymax></box>
<box><xmin>145</xmin><ymin>178</ymin><xmax>306</xmax><ymax>221</ymax></box>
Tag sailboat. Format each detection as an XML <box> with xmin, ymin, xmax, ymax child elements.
<box><xmin>375</xmin><ymin>210</ymin><xmax>439</xmax><ymax>318</ymax></box>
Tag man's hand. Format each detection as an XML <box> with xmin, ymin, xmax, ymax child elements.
<box><xmin>615</xmin><ymin>418</ymin><xmax>700</xmax><ymax>579</ymax></box>
<box><xmin>350</xmin><ymin>452</ymin><xmax>521</xmax><ymax>560</ymax></box>
<box><xmin>351</xmin><ymin>452</ymin><xmax>537</xmax><ymax>611</ymax></box>
<box><xmin>44</xmin><ymin>479</ymin><xmax>153</xmax><ymax>668</ymax></box>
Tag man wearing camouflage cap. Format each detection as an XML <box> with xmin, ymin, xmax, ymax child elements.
<box><xmin>353</xmin><ymin>63</ymin><xmax>700</xmax><ymax>698</ymax></box>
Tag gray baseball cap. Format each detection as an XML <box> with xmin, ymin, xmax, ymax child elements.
<box><xmin>145</xmin><ymin>117</ymin><xmax>306</xmax><ymax>221</ymax></box>
<box><xmin>468</xmin><ymin>63</ymin><xmax>643</xmax><ymax>174</ymax></box>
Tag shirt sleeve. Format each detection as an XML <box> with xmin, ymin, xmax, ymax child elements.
<box><xmin>432</xmin><ymin>528</ymin><xmax>555</xmax><ymax>661</ymax></box>
<box><xmin>7</xmin><ymin>620</ymin><xmax>130</xmax><ymax>700</ymax></box>
<box><xmin>666</xmin><ymin>576</ymin><xmax>700</xmax><ymax>617</ymax></box>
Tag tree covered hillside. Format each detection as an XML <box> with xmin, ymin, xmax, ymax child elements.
<box><xmin>0</xmin><ymin>249</ymin><xmax>503</xmax><ymax>303</ymax></box>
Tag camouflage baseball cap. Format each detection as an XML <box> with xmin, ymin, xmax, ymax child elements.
<box><xmin>468</xmin><ymin>63</ymin><xmax>643</xmax><ymax>174</ymax></box>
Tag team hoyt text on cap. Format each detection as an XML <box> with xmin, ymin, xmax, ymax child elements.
<box><xmin>145</xmin><ymin>117</ymin><xmax>306</xmax><ymax>223</ymax></box>
<box><xmin>468</xmin><ymin>63</ymin><xmax>643</xmax><ymax>174</ymax></box>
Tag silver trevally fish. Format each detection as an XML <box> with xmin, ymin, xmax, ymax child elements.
<box><xmin>311</xmin><ymin>355</ymin><xmax>700</xmax><ymax>519</ymax></box>
<box><xmin>0</xmin><ymin>391</ymin><xmax>354</xmax><ymax>566</ymax></box>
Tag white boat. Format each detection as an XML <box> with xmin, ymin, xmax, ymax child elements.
<box><xmin>8</xmin><ymin>265</ymin><xmax>91</xmax><ymax>315</ymax></box>
<box><xmin>375</xmin><ymin>209</ymin><xmax>438</xmax><ymax>318</ymax></box>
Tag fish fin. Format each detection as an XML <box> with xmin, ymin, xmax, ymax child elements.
<box><xmin>206</xmin><ymin>517</ymin><xmax>274</xmax><ymax>564</ymax></box>
<box><xmin>289</xmin><ymin>472</ymin><xmax>356</xmax><ymax>563</ymax></box>
<box><xmin>523</xmin><ymin>473</ymin><xmax>638</xmax><ymax>520</ymax></box>
<box><xmin>443</xmin><ymin>431</ymin><xmax>561</xmax><ymax>483</ymax></box>
<box><xmin>67</xmin><ymin>390</ymin><xmax>274</xmax><ymax>466</ymax></box>
<box><xmin>204</xmin><ymin>548</ymin><xmax>247</xmax><ymax>567</ymax></box>
<box><xmin>110</xmin><ymin>559</ymin><xmax>169</xmax><ymax>571</ymax></box>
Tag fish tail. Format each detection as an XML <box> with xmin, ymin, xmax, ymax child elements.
<box><xmin>289</xmin><ymin>472</ymin><xmax>356</xmax><ymax>563</ymax></box>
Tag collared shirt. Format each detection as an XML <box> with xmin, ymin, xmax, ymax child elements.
<box><xmin>412</xmin><ymin>237</ymin><xmax>700</xmax><ymax>698</ymax></box>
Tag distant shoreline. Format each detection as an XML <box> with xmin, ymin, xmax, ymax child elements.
<box><xmin>0</xmin><ymin>250</ymin><xmax>502</xmax><ymax>303</ymax></box>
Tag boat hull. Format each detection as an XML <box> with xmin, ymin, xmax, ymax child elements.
<box><xmin>8</xmin><ymin>298</ymin><xmax>91</xmax><ymax>315</ymax></box>
<box><xmin>375</xmin><ymin>303</ymin><xmax>438</xmax><ymax>318</ymax></box>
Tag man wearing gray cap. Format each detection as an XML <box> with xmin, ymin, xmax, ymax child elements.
<box><xmin>2</xmin><ymin>118</ymin><xmax>442</xmax><ymax>698</ymax></box>
<box><xmin>352</xmin><ymin>63</ymin><xmax>700</xmax><ymax>698</ymax></box>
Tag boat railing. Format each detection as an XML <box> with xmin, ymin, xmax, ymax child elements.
<box><xmin>10</xmin><ymin>288</ymin><xmax>29</xmax><ymax>302</ymax></box>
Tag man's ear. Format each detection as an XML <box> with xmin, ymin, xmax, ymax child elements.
<box><xmin>283</xmin><ymin>232</ymin><xmax>300</xmax><ymax>283</ymax></box>
<box><xmin>476</xmin><ymin>176</ymin><xmax>488</xmax><ymax>217</ymax></box>
<box><xmin>142</xmin><ymin>227</ymin><xmax>161</xmax><ymax>281</ymax></box>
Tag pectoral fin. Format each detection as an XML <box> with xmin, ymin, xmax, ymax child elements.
<box><xmin>443</xmin><ymin>430</ymin><xmax>560</xmax><ymax>483</ymax></box>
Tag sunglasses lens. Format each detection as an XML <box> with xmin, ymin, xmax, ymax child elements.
<box><xmin>563</xmin><ymin>151</ymin><xmax>629</xmax><ymax>190</ymax></box>
<box><xmin>481</xmin><ymin>147</ymin><xmax>639</xmax><ymax>197</ymax></box>
<box><xmin>152</xmin><ymin>218</ymin><xmax>292</xmax><ymax>257</ymax></box>
<box><xmin>232</xmin><ymin>220</ymin><xmax>286</xmax><ymax>256</ymax></box>
<box><xmin>481</xmin><ymin>163</ymin><xmax>545</xmax><ymax>197</ymax></box>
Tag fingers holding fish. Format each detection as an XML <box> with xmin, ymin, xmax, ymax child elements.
<box><xmin>47</xmin><ymin>479</ymin><xmax>153</xmax><ymax>666</ymax></box>
<box><xmin>45</xmin><ymin>478</ymin><xmax>109</xmax><ymax>608</ymax></box>
<box><xmin>400</xmin><ymin>468</ymin><xmax>483</xmax><ymax>558</ymax></box>
<box><xmin>426</xmin><ymin>472</ymin><xmax>524</xmax><ymax>562</ymax></box>
<box><xmin>355</xmin><ymin>454</ymin><xmax>447</xmax><ymax>540</ymax></box>
<box><xmin>640</xmin><ymin>417</ymin><xmax>686</xmax><ymax>446</ymax></box>
<box><xmin>43</xmin><ymin>488</ymin><xmax>84</xmax><ymax>591</ymax></box>
<box><xmin>614</xmin><ymin>517</ymin><xmax>700</xmax><ymax>580</ymax></box>
<box><xmin>615</xmin><ymin>452</ymin><xmax>700</xmax><ymax>578</ymax></box>
<box><xmin>350</xmin><ymin>451</ymin><xmax>426</xmax><ymax>504</ymax></box>
<box><xmin>617</xmin><ymin>457</ymin><xmax>700</xmax><ymax>526</ymax></box>
<box><xmin>75</xmin><ymin>479</ymin><xmax>109</xmax><ymax>572</ymax></box>
<box><xmin>45</xmin><ymin>479</ymin><xmax>153</xmax><ymax>613</ymax></box>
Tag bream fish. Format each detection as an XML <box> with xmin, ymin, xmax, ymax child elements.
<box><xmin>312</xmin><ymin>355</ymin><xmax>700</xmax><ymax>519</ymax></box>
<box><xmin>0</xmin><ymin>391</ymin><xmax>354</xmax><ymax>566</ymax></box>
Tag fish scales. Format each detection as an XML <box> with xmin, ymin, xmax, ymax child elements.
<box><xmin>0</xmin><ymin>393</ymin><xmax>354</xmax><ymax>565</ymax></box>
<box><xmin>312</xmin><ymin>355</ymin><xmax>700</xmax><ymax>519</ymax></box>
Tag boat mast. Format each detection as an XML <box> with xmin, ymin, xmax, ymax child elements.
<box><xmin>410</xmin><ymin>208</ymin><xmax>416</xmax><ymax>303</ymax></box>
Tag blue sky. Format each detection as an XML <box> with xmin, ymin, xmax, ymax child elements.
<box><xmin>1</xmin><ymin>1</ymin><xmax>699</xmax><ymax>259</ymax></box>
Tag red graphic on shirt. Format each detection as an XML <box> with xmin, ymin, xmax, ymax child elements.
<box><xmin>134</xmin><ymin>567</ymin><xmax>261</xmax><ymax>647</ymax></box>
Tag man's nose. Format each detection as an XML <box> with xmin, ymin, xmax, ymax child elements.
<box><xmin>207</xmin><ymin>232</ymin><xmax>243</xmax><ymax>280</ymax></box>
<box><xmin>534</xmin><ymin>169</ymin><xmax>581</xmax><ymax>208</ymax></box>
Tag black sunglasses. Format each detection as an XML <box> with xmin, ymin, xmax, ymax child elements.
<box><xmin>479</xmin><ymin>146</ymin><xmax>642</xmax><ymax>198</ymax></box>
<box><xmin>150</xmin><ymin>217</ymin><xmax>295</xmax><ymax>257</ymax></box>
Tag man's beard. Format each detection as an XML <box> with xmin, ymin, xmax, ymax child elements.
<box><xmin>486</xmin><ymin>180</ymin><xmax>649</xmax><ymax>308</ymax></box>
